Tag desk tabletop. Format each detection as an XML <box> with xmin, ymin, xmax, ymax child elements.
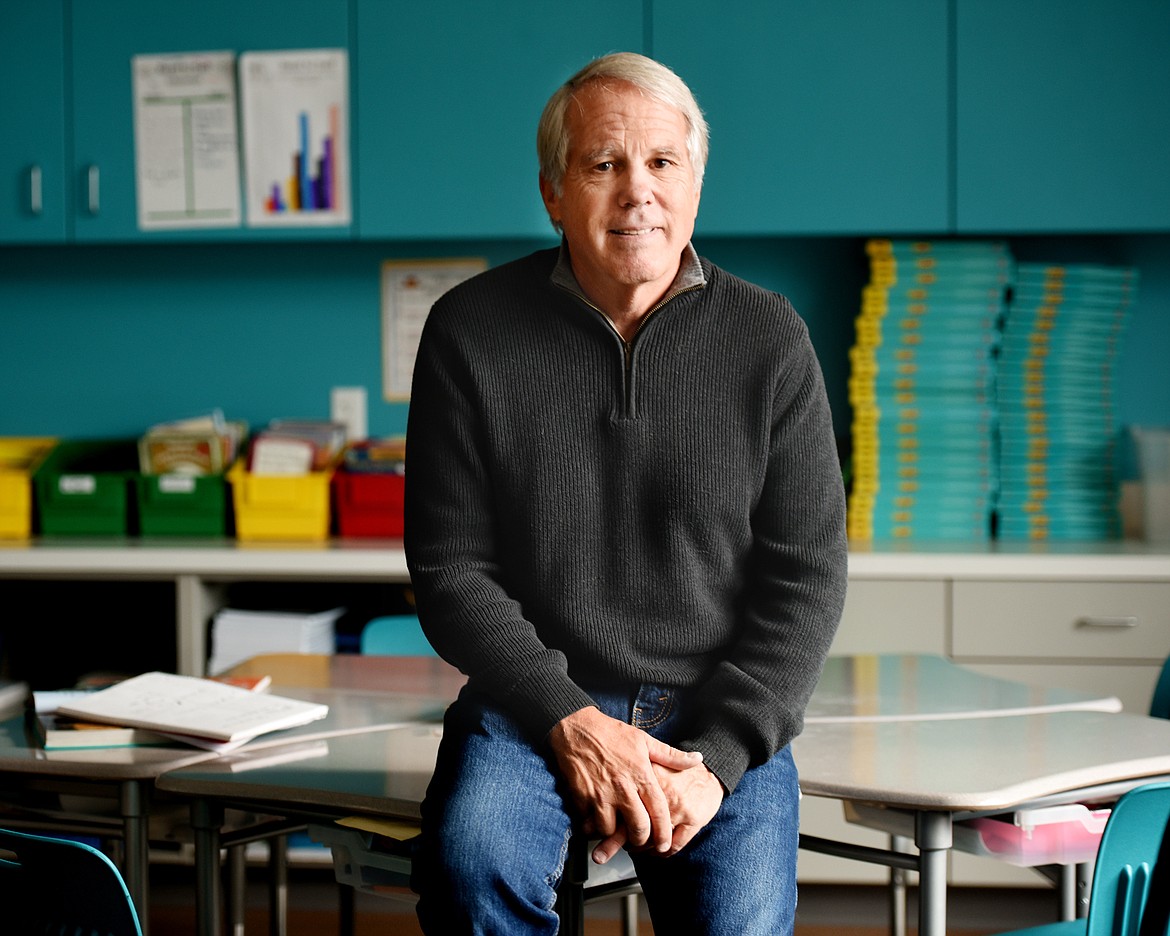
<box><xmin>806</xmin><ymin>654</ymin><xmax>1121</xmax><ymax>723</ymax></box>
<box><xmin>157</xmin><ymin>725</ymin><xmax>439</xmax><ymax>819</ymax></box>
<box><xmin>155</xmin><ymin>654</ymin><xmax>1164</xmax><ymax>821</ymax></box>
<box><xmin>0</xmin><ymin>657</ymin><xmax>458</xmax><ymax>781</ymax></box>
<box><xmin>793</xmin><ymin>708</ymin><xmax>1170</xmax><ymax>812</ymax></box>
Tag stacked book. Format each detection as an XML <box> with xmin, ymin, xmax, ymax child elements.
<box><xmin>996</xmin><ymin>263</ymin><xmax>1138</xmax><ymax>541</ymax></box>
<box><xmin>208</xmin><ymin>606</ymin><xmax>343</xmax><ymax>675</ymax></box>
<box><xmin>848</xmin><ymin>239</ymin><xmax>1011</xmax><ymax>541</ymax></box>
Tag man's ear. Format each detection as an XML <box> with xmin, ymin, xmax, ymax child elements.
<box><xmin>538</xmin><ymin>174</ymin><xmax>560</xmax><ymax>226</ymax></box>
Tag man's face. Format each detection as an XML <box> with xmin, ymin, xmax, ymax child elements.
<box><xmin>541</xmin><ymin>80</ymin><xmax>701</xmax><ymax>307</ymax></box>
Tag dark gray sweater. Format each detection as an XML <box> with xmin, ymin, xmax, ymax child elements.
<box><xmin>404</xmin><ymin>245</ymin><xmax>847</xmax><ymax>791</ymax></box>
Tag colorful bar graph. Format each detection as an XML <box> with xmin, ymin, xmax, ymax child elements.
<box><xmin>263</xmin><ymin>105</ymin><xmax>339</xmax><ymax>215</ymax></box>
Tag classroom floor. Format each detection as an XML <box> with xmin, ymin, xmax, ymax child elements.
<box><xmin>147</xmin><ymin>865</ymin><xmax>1065</xmax><ymax>935</ymax></box>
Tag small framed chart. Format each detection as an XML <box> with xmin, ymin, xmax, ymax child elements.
<box><xmin>382</xmin><ymin>258</ymin><xmax>488</xmax><ymax>401</ymax></box>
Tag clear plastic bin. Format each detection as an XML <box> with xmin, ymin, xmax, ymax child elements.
<box><xmin>954</xmin><ymin>803</ymin><xmax>1109</xmax><ymax>867</ymax></box>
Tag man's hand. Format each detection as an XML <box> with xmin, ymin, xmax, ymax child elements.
<box><xmin>547</xmin><ymin>706</ymin><xmax>703</xmax><ymax>858</ymax></box>
<box><xmin>652</xmin><ymin>760</ymin><xmax>725</xmax><ymax>856</ymax></box>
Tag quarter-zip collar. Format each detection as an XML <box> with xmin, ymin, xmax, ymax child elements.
<box><xmin>550</xmin><ymin>240</ymin><xmax>707</xmax><ymax>331</ymax></box>
<box><xmin>551</xmin><ymin>241</ymin><xmax>706</xmax><ymax>419</ymax></box>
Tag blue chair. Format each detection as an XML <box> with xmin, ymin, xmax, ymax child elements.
<box><xmin>1150</xmin><ymin>653</ymin><xmax>1170</xmax><ymax>721</ymax></box>
<box><xmin>0</xmin><ymin>827</ymin><xmax>143</xmax><ymax>935</ymax></box>
<box><xmin>360</xmin><ymin>614</ymin><xmax>438</xmax><ymax>657</ymax></box>
<box><xmin>992</xmin><ymin>781</ymin><xmax>1170</xmax><ymax>936</ymax></box>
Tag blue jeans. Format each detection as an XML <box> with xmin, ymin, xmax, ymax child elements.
<box><xmin>412</xmin><ymin>682</ymin><xmax>801</xmax><ymax>935</ymax></box>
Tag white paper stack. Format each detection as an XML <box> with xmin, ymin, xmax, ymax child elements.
<box><xmin>208</xmin><ymin>606</ymin><xmax>343</xmax><ymax>675</ymax></box>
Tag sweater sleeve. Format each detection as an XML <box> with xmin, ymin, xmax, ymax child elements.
<box><xmin>403</xmin><ymin>299</ymin><xmax>597</xmax><ymax>739</ymax></box>
<box><xmin>678</xmin><ymin>314</ymin><xmax>848</xmax><ymax>792</ymax></box>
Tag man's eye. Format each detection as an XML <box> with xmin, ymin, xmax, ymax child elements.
<box><xmin>652</xmin><ymin>158</ymin><xmax>673</xmax><ymax>169</ymax></box>
<box><xmin>594</xmin><ymin>162</ymin><xmax>614</xmax><ymax>172</ymax></box>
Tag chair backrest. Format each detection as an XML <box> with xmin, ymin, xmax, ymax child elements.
<box><xmin>359</xmin><ymin>614</ymin><xmax>438</xmax><ymax>657</ymax></box>
<box><xmin>1081</xmin><ymin>782</ymin><xmax>1170</xmax><ymax>936</ymax></box>
<box><xmin>0</xmin><ymin>827</ymin><xmax>143</xmax><ymax>936</ymax></box>
<box><xmin>1150</xmin><ymin>654</ymin><xmax>1170</xmax><ymax>721</ymax></box>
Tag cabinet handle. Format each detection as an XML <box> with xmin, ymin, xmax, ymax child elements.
<box><xmin>87</xmin><ymin>165</ymin><xmax>100</xmax><ymax>215</ymax></box>
<box><xmin>29</xmin><ymin>166</ymin><xmax>42</xmax><ymax>215</ymax></box>
<box><xmin>1075</xmin><ymin>616</ymin><xmax>1139</xmax><ymax>629</ymax></box>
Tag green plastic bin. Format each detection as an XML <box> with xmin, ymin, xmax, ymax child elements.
<box><xmin>134</xmin><ymin>473</ymin><xmax>229</xmax><ymax>537</ymax></box>
<box><xmin>34</xmin><ymin>439</ymin><xmax>137</xmax><ymax>536</ymax></box>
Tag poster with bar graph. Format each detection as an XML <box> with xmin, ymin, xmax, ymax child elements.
<box><xmin>132</xmin><ymin>52</ymin><xmax>242</xmax><ymax>230</ymax></box>
<box><xmin>239</xmin><ymin>49</ymin><xmax>350</xmax><ymax>227</ymax></box>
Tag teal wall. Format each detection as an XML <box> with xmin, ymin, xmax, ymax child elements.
<box><xmin>1</xmin><ymin>234</ymin><xmax>1168</xmax><ymax>456</ymax></box>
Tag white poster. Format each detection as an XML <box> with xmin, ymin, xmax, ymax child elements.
<box><xmin>382</xmin><ymin>259</ymin><xmax>488</xmax><ymax>400</ymax></box>
<box><xmin>239</xmin><ymin>49</ymin><xmax>351</xmax><ymax>227</ymax></box>
<box><xmin>132</xmin><ymin>52</ymin><xmax>242</xmax><ymax>230</ymax></box>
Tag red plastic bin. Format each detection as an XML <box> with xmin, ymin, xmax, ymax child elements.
<box><xmin>333</xmin><ymin>470</ymin><xmax>405</xmax><ymax>537</ymax></box>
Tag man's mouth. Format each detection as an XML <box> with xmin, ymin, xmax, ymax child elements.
<box><xmin>610</xmin><ymin>227</ymin><xmax>657</xmax><ymax>236</ymax></box>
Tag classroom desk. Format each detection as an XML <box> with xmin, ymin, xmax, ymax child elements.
<box><xmin>792</xmin><ymin>709</ymin><xmax>1170</xmax><ymax>936</ymax></box>
<box><xmin>0</xmin><ymin>668</ymin><xmax>458</xmax><ymax>934</ymax></box>
<box><xmin>158</xmin><ymin>653</ymin><xmax>1142</xmax><ymax>936</ymax></box>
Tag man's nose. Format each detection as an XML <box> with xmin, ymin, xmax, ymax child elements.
<box><xmin>619</xmin><ymin>165</ymin><xmax>653</xmax><ymax>207</ymax></box>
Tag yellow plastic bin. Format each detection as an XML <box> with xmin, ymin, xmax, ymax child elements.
<box><xmin>0</xmin><ymin>438</ymin><xmax>57</xmax><ymax>538</ymax></box>
<box><xmin>228</xmin><ymin>460</ymin><xmax>334</xmax><ymax>541</ymax></box>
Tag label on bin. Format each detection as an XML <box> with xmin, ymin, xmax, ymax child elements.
<box><xmin>159</xmin><ymin>475</ymin><xmax>197</xmax><ymax>494</ymax></box>
<box><xmin>59</xmin><ymin>475</ymin><xmax>96</xmax><ymax>495</ymax></box>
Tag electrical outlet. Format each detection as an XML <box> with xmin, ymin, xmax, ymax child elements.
<box><xmin>330</xmin><ymin>386</ymin><xmax>368</xmax><ymax>442</ymax></box>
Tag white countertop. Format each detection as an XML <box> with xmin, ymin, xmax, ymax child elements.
<box><xmin>2</xmin><ymin>538</ymin><xmax>1168</xmax><ymax>580</ymax></box>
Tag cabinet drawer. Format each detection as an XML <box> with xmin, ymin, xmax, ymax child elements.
<box><xmin>834</xmin><ymin>579</ymin><xmax>947</xmax><ymax>654</ymax></box>
<box><xmin>952</xmin><ymin>581</ymin><xmax>1170</xmax><ymax>661</ymax></box>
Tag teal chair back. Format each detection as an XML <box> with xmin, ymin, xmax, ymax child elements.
<box><xmin>1151</xmin><ymin>654</ymin><xmax>1170</xmax><ymax>721</ymax></box>
<box><xmin>359</xmin><ymin>614</ymin><xmax>438</xmax><ymax>657</ymax></box>
<box><xmin>0</xmin><ymin>827</ymin><xmax>143</xmax><ymax>935</ymax></box>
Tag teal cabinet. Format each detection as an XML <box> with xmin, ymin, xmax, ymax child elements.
<box><xmin>956</xmin><ymin>0</ymin><xmax>1170</xmax><ymax>232</ymax></box>
<box><xmin>653</xmin><ymin>0</ymin><xmax>950</xmax><ymax>236</ymax></box>
<box><xmin>353</xmin><ymin>1</ymin><xmax>644</xmax><ymax>239</ymax></box>
<box><xmin>69</xmin><ymin>0</ymin><xmax>352</xmax><ymax>242</ymax></box>
<box><xmin>0</xmin><ymin>2</ymin><xmax>67</xmax><ymax>243</ymax></box>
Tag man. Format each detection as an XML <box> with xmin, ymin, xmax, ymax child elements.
<box><xmin>404</xmin><ymin>51</ymin><xmax>847</xmax><ymax>934</ymax></box>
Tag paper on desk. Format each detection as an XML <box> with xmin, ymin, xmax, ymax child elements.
<box><xmin>337</xmin><ymin>815</ymin><xmax>422</xmax><ymax>842</ymax></box>
<box><xmin>55</xmin><ymin>671</ymin><xmax>328</xmax><ymax>744</ymax></box>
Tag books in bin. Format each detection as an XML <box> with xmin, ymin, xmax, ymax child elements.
<box><xmin>52</xmin><ymin>671</ymin><xmax>327</xmax><ymax>752</ymax></box>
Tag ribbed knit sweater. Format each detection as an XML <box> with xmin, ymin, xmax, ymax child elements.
<box><xmin>404</xmin><ymin>245</ymin><xmax>848</xmax><ymax>791</ymax></box>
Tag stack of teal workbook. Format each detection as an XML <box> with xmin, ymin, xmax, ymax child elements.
<box><xmin>996</xmin><ymin>263</ymin><xmax>1138</xmax><ymax>541</ymax></box>
<box><xmin>849</xmin><ymin>239</ymin><xmax>1011</xmax><ymax>542</ymax></box>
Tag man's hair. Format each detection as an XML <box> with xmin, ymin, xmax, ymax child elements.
<box><xmin>536</xmin><ymin>51</ymin><xmax>709</xmax><ymax>201</ymax></box>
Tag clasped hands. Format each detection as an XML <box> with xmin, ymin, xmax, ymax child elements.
<box><xmin>547</xmin><ymin>706</ymin><xmax>724</xmax><ymax>866</ymax></box>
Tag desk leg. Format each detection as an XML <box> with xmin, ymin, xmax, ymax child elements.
<box><xmin>121</xmin><ymin>779</ymin><xmax>150</xmax><ymax>935</ymax></box>
<box><xmin>269</xmin><ymin>836</ymin><xmax>288</xmax><ymax>936</ymax></box>
<box><xmin>915</xmin><ymin>812</ymin><xmax>952</xmax><ymax>936</ymax></box>
<box><xmin>193</xmin><ymin>798</ymin><xmax>225</xmax><ymax>936</ymax></box>
<box><xmin>228</xmin><ymin>845</ymin><xmax>246</xmax><ymax>936</ymax></box>
<box><xmin>554</xmin><ymin>836</ymin><xmax>587</xmax><ymax>936</ymax></box>
<box><xmin>889</xmin><ymin>834</ymin><xmax>911</xmax><ymax>936</ymax></box>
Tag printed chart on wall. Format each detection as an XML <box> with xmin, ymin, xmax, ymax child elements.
<box><xmin>132</xmin><ymin>52</ymin><xmax>242</xmax><ymax>230</ymax></box>
<box><xmin>239</xmin><ymin>49</ymin><xmax>350</xmax><ymax>227</ymax></box>
<box><xmin>382</xmin><ymin>259</ymin><xmax>488</xmax><ymax>401</ymax></box>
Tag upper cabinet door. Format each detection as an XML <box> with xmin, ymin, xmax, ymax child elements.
<box><xmin>354</xmin><ymin>1</ymin><xmax>644</xmax><ymax>240</ymax></box>
<box><xmin>956</xmin><ymin>0</ymin><xmax>1170</xmax><ymax>233</ymax></box>
<box><xmin>653</xmin><ymin>0</ymin><xmax>950</xmax><ymax>236</ymax></box>
<box><xmin>0</xmin><ymin>2</ymin><xmax>67</xmax><ymax>244</ymax></box>
<box><xmin>69</xmin><ymin>0</ymin><xmax>352</xmax><ymax>242</ymax></box>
